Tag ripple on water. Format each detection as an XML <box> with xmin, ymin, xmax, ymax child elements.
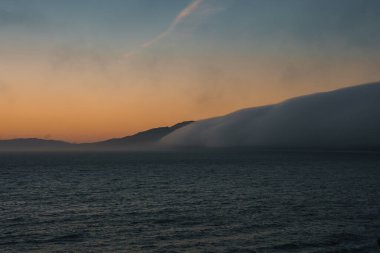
<box><xmin>0</xmin><ymin>151</ymin><xmax>380</xmax><ymax>252</ymax></box>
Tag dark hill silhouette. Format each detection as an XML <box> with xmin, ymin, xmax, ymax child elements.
<box><xmin>84</xmin><ymin>121</ymin><xmax>194</xmax><ymax>150</ymax></box>
<box><xmin>0</xmin><ymin>121</ymin><xmax>194</xmax><ymax>151</ymax></box>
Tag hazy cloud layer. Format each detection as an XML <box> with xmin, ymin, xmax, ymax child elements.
<box><xmin>161</xmin><ymin>82</ymin><xmax>380</xmax><ymax>149</ymax></box>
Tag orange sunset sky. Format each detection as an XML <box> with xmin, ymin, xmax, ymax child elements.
<box><xmin>1</xmin><ymin>0</ymin><xmax>380</xmax><ymax>142</ymax></box>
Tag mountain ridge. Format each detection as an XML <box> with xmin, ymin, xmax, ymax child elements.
<box><xmin>0</xmin><ymin>121</ymin><xmax>194</xmax><ymax>151</ymax></box>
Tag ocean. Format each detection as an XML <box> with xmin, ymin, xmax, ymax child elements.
<box><xmin>1</xmin><ymin>150</ymin><xmax>379</xmax><ymax>252</ymax></box>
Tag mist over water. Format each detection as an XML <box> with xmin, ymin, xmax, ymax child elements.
<box><xmin>1</xmin><ymin>150</ymin><xmax>380</xmax><ymax>252</ymax></box>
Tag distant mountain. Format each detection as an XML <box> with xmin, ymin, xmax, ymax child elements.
<box><xmin>0</xmin><ymin>121</ymin><xmax>194</xmax><ymax>151</ymax></box>
<box><xmin>0</xmin><ymin>138</ymin><xmax>72</xmax><ymax>151</ymax></box>
<box><xmin>84</xmin><ymin>121</ymin><xmax>194</xmax><ymax>150</ymax></box>
<box><xmin>161</xmin><ymin>82</ymin><xmax>380</xmax><ymax>150</ymax></box>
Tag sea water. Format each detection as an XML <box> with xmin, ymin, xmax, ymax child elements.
<box><xmin>1</xmin><ymin>150</ymin><xmax>380</xmax><ymax>252</ymax></box>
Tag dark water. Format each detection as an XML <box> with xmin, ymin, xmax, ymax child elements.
<box><xmin>1</xmin><ymin>150</ymin><xmax>380</xmax><ymax>253</ymax></box>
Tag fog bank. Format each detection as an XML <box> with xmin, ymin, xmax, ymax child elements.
<box><xmin>161</xmin><ymin>82</ymin><xmax>380</xmax><ymax>149</ymax></box>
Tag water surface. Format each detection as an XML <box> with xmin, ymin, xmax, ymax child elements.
<box><xmin>1</xmin><ymin>150</ymin><xmax>379</xmax><ymax>252</ymax></box>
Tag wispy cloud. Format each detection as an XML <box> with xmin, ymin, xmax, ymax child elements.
<box><xmin>125</xmin><ymin>0</ymin><xmax>204</xmax><ymax>58</ymax></box>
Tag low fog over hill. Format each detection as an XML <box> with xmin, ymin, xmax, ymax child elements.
<box><xmin>161</xmin><ymin>82</ymin><xmax>380</xmax><ymax>149</ymax></box>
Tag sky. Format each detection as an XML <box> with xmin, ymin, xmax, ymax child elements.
<box><xmin>1</xmin><ymin>0</ymin><xmax>380</xmax><ymax>142</ymax></box>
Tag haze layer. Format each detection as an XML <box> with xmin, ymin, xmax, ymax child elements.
<box><xmin>161</xmin><ymin>83</ymin><xmax>380</xmax><ymax>149</ymax></box>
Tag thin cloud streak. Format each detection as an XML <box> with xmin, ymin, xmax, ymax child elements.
<box><xmin>125</xmin><ymin>0</ymin><xmax>204</xmax><ymax>58</ymax></box>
